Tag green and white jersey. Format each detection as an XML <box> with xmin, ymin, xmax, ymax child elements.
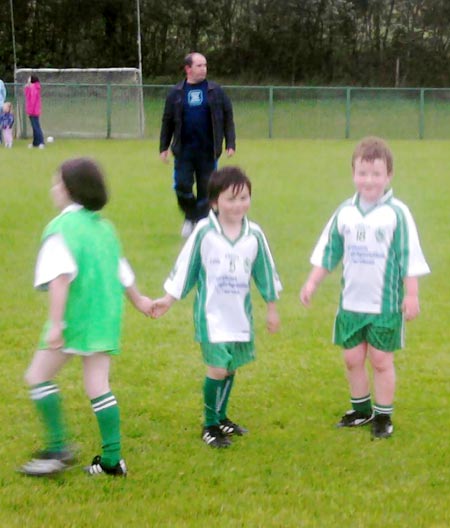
<box><xmin>164</xmin><ymin>210</ymin><xmax>282</xmax><ymax>343</ymax></box>
<box><xmin>35</xmin><ymin>205</ymin><xmax>127</xmax><ymax>355</ymax></box>
<box><xmin>311</xmin><ymin>189</ymin><xmax>430</xmax><ymax>314</ymax></box>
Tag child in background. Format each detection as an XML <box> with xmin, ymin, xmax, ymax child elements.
<box><xmin>151</xmin><ymin>166</ymin><xmax>282</xmax><ymax>448</ymax></box>
<box><xmin>0</xmin><ymin>78</ymin><xmax>5</xmax><ymax>145</ymax></box>
<box><xmin>2</xmin><ymin>102</ymin><xmax>14</xmax><ymax>147</ymax></box>
<box><xmin>300</xmin><ymin>137</ymin><xmax>430</xmax><ymax>439</ymax></box>
<box><xmin>25</xmin><ymin>75</ymin><xmax>45</xmax><ymax>148</ymax></box>
<box><xmin>20</xmin><ymin>157</ymin><xmax>152</xmax><ymax>477</ymax></box>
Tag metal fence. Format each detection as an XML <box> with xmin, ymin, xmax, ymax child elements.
<box><xmin>5</xmin><ymin>83</ymin><xmax>450</xmax><ymax>140</ymax></box>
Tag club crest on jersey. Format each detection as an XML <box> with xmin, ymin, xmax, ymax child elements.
<box><xmin>188</xmin><ymin>90</ymin><xmax>203</xmax><ymax>106</ymax></box>
<box><xmin>375</xmin><ymin>228</ymin><xmax>385</xmax><ymax>242</ymax></box>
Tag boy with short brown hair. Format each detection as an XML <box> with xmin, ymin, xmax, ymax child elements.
<box><xmin>300</xmin><ymin>137</ymin><xmax>430</xmax><ymax>439</ymax></box>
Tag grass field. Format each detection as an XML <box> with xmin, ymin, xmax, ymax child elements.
<box><xmin>0</xmin><ymin>138</ymin><xmax>449</xmax><ymax>527</ymax></box>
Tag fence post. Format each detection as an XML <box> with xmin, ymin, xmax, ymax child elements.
<box><xmin>345</xmin><ymin>87</ymin><xmax>351</xmax><ymax>139</ymax></box>
<box><xmin>419</xmin><ymin>88</ymin><xmax>425</xmax><ymax>140</ymax></box>
<box><xmin>106</xmin><ymin>83</ymin><xmax>112</xmax><ymax>139</ymax></box>
<box><xmin>268</xmin><ymin>86</ymin><xmax>274</xmax><ymax>139</ymax></box>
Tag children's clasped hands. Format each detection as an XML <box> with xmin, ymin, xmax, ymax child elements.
<box><xmin>148</xmin><ymin>294</ymin><xmax>176</xmax><ymax>319</ymax></box>
<box><xmin>132</xmin><ymin>294</ymin><xmax>176</xmax><ymax>319</ymax></box>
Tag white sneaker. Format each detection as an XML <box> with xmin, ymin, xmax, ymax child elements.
<box><xmin>38</xmin><ymin>144</ymin><xmax>45</xmax><ymax>149</ymax></box>
<box><xmin>181</xmin><ymin>220</ymin><xmax>195</xmax><ymax>238</ymax></box>
<box><xmin>19</xmin><ymin>448</ymin><xmax>76</xmax><ymax>476</ymax></box>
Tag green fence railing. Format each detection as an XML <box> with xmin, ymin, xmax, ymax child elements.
<box><xmin>6</xmin><ymin>83</ymin><xmax>450</xmax><ymax>140</ymax></box>
<box><xmin>144</xmin><ymin>85</ymin><xmax>450</xmax><ymax>140</ymax></box>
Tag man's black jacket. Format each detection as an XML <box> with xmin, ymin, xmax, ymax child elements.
<box><xmin>159</xmin><ymin>80</ymin><xmax>236</xmax><ymax>159</ymax></box>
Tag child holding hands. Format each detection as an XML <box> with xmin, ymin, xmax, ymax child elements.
<box><xmin>21</xmin><ymin>158</ymin><xmax>152</xmax><ymax>477</ymax></box>
<box><xmin>151</xmin><ymin>166</ymin><xmax>281</xmax><ymax>448</ymax></box>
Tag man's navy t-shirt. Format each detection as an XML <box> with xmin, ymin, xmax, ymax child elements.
<box><xmin>181</xmin><ymin>79</ymin><xmax>213</xmax><ymax>155</ymax></box>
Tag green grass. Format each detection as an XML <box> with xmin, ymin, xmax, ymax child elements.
<box><xmin>0</xmin><ymin>139</ymin><xmax>449</xmax><ymax>527</ymax></box>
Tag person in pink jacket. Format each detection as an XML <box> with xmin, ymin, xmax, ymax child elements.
<box><xmin>25</xmin><ymin>75</ymin><xmax>45</xmax><ymax>148</ymax></box>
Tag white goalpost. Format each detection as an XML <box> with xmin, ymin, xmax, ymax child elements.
<box><xmin>15</xmin><ymin>68</ymin><xmax>145</xmax><ymax>139</ymax></box>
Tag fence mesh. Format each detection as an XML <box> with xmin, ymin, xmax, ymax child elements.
<box><xmin>13</xmin><ymin>68</ymin><xmax>144</xmax><ymax>139</ymax></box>
<box><xmin>5</xmin><ymin>83</ymin><xmax>450</xmax><ymax>140</ymax></box>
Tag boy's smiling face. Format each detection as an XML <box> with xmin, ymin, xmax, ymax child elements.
<box><xmin>352</xmin><ymin>157</ymin><xmax>392</xmax><ymax>203</ymax></box>
<box><xmin>214</xmin><ymin>184</ymin><xmax>251</xmax><ymax>225</ymax></box>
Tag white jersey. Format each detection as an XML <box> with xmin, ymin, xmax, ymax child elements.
<box><xmin>164</xmin><ymin>210</ymin><xmax>282</xmax><ymax>343</ymax></box>
<box><xmin>310</xmin><ymin>189</ymin><xmax>430</xmax><ymax>314</ymax></box>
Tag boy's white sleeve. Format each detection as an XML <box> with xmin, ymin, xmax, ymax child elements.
<box><xmin>251</xmin><ymin>224</ymin><xmax>282</xmax><ymax>300</ymax></box>
<box><xmin>34</xmin><ymin>234</ymin><xmax>77</xmax><ymax>290</ymax></box>
<box><xmin>310</xmin><ymin>213</ymin><xmax>339</xmax><ymax>268</ymax></box>
<box><xmin>163</xmin><ymin>233</ymin><xmax>200</xmax><ymax>300</ymax></box>
<box><xmin>401</xmin><ymin>205</ymin><xmax>431</xmax><ymax>277</ymax></box>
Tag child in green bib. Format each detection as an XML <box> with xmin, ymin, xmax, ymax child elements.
<box><xmin>20</xmin><ymin>157</ymin><xmax>152</xmax><ymax>477</ymax></box>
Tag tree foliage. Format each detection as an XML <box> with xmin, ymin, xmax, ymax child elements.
<box><xmin>1</xmin><ymin>0</ymin><xmax>449</xmax><ymax>86</ymax></box>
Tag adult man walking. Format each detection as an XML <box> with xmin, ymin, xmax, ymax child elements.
<box><xmin>159</xmin><ymin>52</ymin><xmax>236</xmax><ymax>238</ymax></box>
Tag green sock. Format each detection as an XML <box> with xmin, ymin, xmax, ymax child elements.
<box><xmin>373</xmin><ymin>403</ymin><xmax>393</xmax><ymax>416</ymax></box>
<box><xmin>30</xmin><ymin>381</ymin><xmax>66</xmax><ymax>452</ymax></box>
<box><xmin>218</xmin><ymin>374</ymin><xmax>235</xmax><ymax>421</ymax></box>
<box><xmin>351</xmin><ymin>394</ymin><xmax>372</xmax><ymax>415</ymax></box>
<box><xmin>203</xmin><ymin>377</ymin><xmax>224</xmax><ymax>427</ymax></box>
<box><xmin>91</xmin><ymin>392</ymin><xmax>121</xmax><ymax>468</ymax></box>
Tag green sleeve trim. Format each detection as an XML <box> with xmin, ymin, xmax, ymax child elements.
<box><xmin>251</xmin><ymin>230</ymin><xmax>278</xmax><ymax>302</ymax></box>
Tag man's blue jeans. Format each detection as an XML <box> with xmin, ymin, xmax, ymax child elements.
<box><xmin>173</xmin><ymin>150</ymin><xmax>217</xmax><ymax>222</ymax></box>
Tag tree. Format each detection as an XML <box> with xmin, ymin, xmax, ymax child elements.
<box><xmin>0</xmin><ymin>0</ymin><xmax>449</xmax><ymax>86</ymax></box>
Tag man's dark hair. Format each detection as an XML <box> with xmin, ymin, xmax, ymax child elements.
<box><xmin>183</xmin><ymin>52</ymin><xmax>196</xmax><ymax>68</ymax></box>
<box><xmin>60</xmin><ymin>157</ymin><xmax>108</xmax><ymax>211</ymax></box>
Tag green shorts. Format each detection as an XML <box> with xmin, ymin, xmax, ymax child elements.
<box><xmin>333</xmin><ymin>310</ymin><xmax>404</xmax><ymax>352</ymax></box>
<box><xmin>200</xmin><ymin>341</ymin><xmax>255</xmax><ymax>370</ymax></box>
